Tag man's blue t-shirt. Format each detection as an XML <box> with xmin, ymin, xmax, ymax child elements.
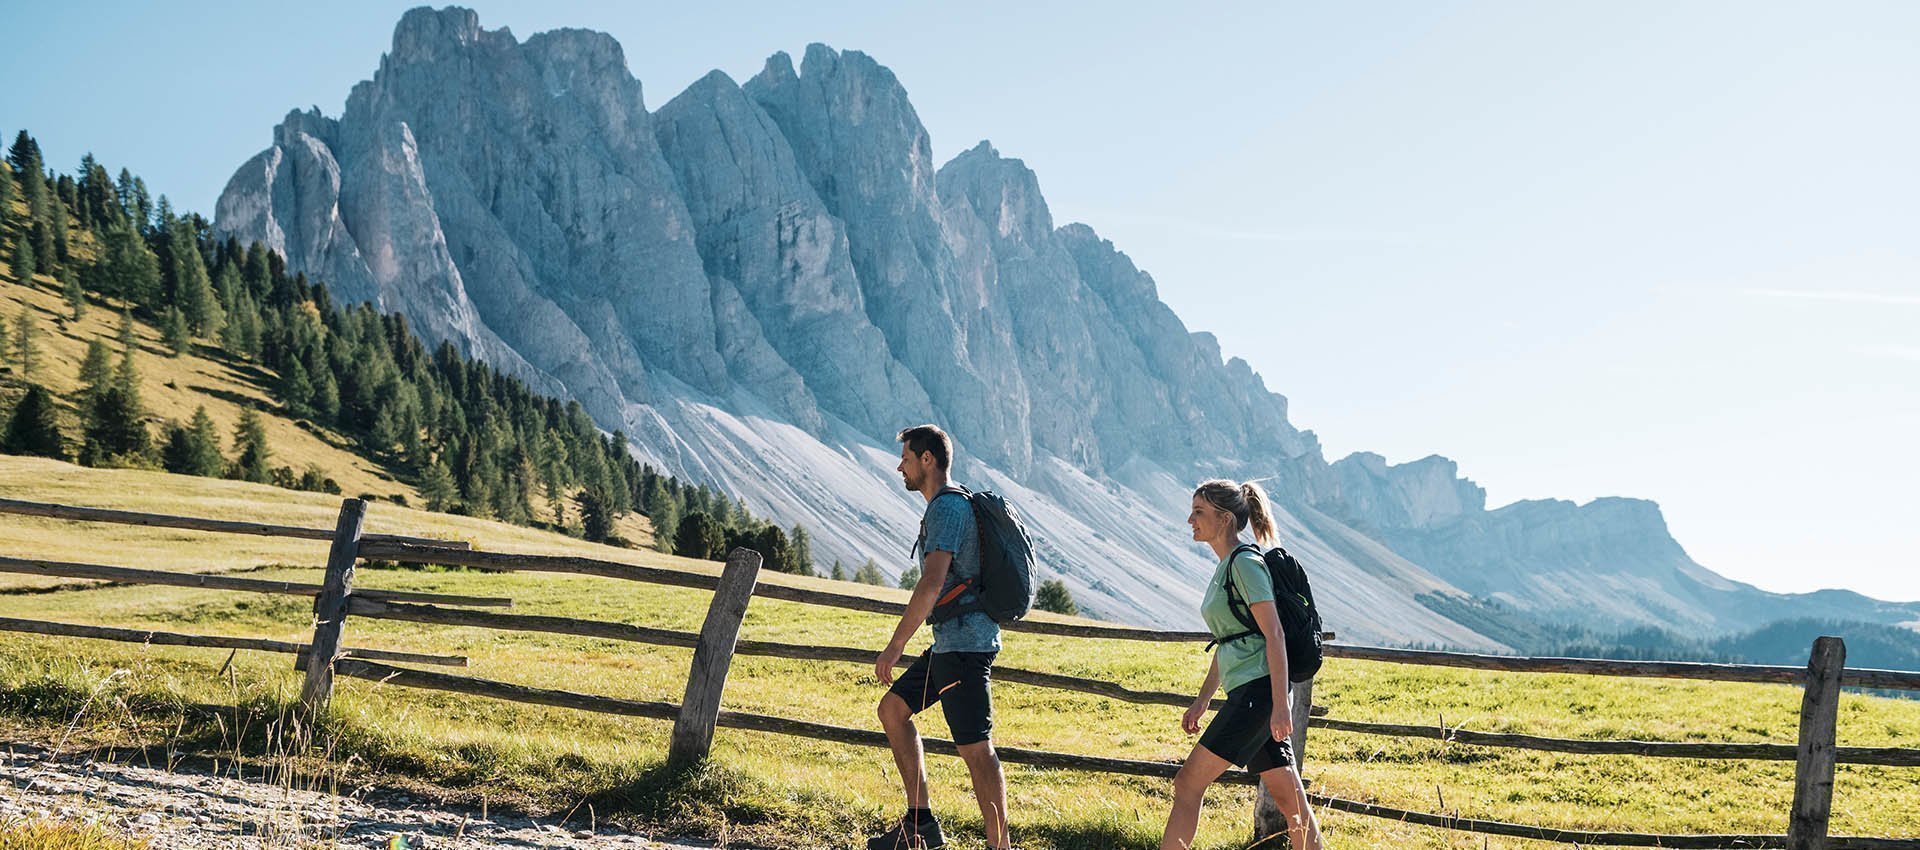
<box><xmin>920</xmin><ymin>490</ymin><xmax>1001</xmax><ymax>654</ymax></box>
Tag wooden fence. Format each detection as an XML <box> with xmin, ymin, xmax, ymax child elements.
<box><xmin>3</xmin><ymin>496</ymin><xmax>1918</xmax><ymax>849</ymax></box>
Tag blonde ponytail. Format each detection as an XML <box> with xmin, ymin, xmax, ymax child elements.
<box><xmin>1241</xmin><ymin>480</ymin><xmax>1276</xmax><ymax>547</ymax></box>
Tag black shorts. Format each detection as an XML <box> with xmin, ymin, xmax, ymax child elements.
<box><xmin>886</xmin><ymin>650</ymin><xmax>996</xmax><ymax>746</ymax></box>
<box><xmin>1197</xmin><ymin>676</ymin><xmax>1295</xmax><ymax>774</ymax></box>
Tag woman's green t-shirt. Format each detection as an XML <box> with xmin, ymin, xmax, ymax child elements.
<box><xmin>1200</xmin><ymin>547</ymin><xmax>1277</xmax><ymax>692</ymax></box>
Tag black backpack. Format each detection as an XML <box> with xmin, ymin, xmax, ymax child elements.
<box><xmin>918</xmin><ymin>486</ymin><xmax>1036</xmax><ymax>625</ymax></box>
<box><xmin>1208</xmin><ymin>543</ymin><xmax>1324</xmax><ymax>683</ymax></box>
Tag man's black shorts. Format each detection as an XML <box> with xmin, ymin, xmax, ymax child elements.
<box><xmin>1197</xmin><ymin>676</ymin><xmax>1295</xmax><ymax>774</ymax></box>
<box><xmin>886</xmin><ymin>650</ymin><xmax>996</xmax><ymax>746</ymax></box>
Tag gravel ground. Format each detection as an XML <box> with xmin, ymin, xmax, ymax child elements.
<box><xmin>0</xmin><ymin>742</ymin><xmax>727</xmax><ymax>849</ymax></box>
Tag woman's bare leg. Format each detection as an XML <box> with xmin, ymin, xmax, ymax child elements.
<box><xmin>1258</xmin><ymin>765</ymin><xmax>1323</xmax><ymax>850</ymax></box>
<box><xmin>1160</xmin><ymin>744</ymin><xmax>1233</xmax><ymax>850</ymax></box>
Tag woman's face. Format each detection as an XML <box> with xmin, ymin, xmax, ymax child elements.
<box><xmin>1188</xmin><ymin>494</ymin><xmax>1233</xmax><ymax>542</ymax></box>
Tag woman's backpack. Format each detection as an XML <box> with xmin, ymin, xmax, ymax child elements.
<box><xmin>1209</xmin><ymin>543</ymin><xmax>1324</xmax><ymax>683</ymax></box>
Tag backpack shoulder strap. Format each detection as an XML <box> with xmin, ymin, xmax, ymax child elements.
<box><xmin>1207</xmin><ymin>544</ymin><xmax>1267</xmax><ymax>651</ymax></box>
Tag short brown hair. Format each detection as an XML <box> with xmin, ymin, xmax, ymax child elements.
<box><xmin>896</xmin><ymin>424</ymin><xmax>953</xmax><ymax>471</ymax></box>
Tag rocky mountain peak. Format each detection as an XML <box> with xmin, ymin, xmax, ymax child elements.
<box><xmin>936</xmin><ymin>141</ymin><xmax>1054</xmax><ymax>248</ymax></box>
<box><xmin>391</xmin><ymin>6</ymin><xmax>486</xmax><ymax>65</ymax></box>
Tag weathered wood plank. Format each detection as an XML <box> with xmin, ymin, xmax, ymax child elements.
<box><xmin>1325</xmin><ymin>644</ymin><xmax>1920</xmax><ymax>691</ymax></box>
<box><xmin>0</xmin><ymin>616</ymin><xmax>466</xmax><ymax>666</ymax></box>
<box><xmin>668</xmin><ymin>547</ymin><xmax>762</xmax><ymax>767</ymax></box>
<box><xmin>0</xmin><ymin>555</ymin><xmax>511</xmax><ymax>607</ymax></box>
<box><xmin>1311</xmin><ymin>717</ymin><xmax>1920</xmax><ymax>767</ymax></box>
<box><xmin>341</xmin><ymin>597</ymin><xmax>1332</xmax><ymax>715</ymax></box>
<box><xmin>1789</xmin><ymin>636</ymin><xmax>1846</xmax><ymax>850</ymax></box>
<box><xmin>0</xmin><ymin>497</ymin><xmax>467</xmax><ymax>549</ymax></box>
<box><xmin>300</xmin><ymin>499</ymin><xmax>366</xmax><ymax>713</ymax></box>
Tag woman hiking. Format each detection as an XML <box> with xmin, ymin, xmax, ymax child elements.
<box><xmin>1162</xmin><ymin>479</ymin><xmax>1323</xmax><ymax>850</ymax></box>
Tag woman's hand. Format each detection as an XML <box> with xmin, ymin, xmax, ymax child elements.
<box><xmin>1182</xmin><ymin>699</ymin><xmax>1209</xmax><ymax>735</ymax></box>
<box><xmin>875</xmin><ymin>642</ymin><xmax>903</xmax><ymax>685</ymax></box>
<box><xmin>1270</xmin><ymin>705</ymin><xmax>1294</xmax><ymax>743</ymax></box>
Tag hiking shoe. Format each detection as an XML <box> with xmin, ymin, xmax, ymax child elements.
<box><xmin>867</xmin><ymin>812</ymin><xmax>945</xmax><ymax>849</ymax></box>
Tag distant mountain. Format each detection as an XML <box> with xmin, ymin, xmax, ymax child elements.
<box><xmin>213</xmin><ymin>6</ymin><xmax>1920</xmax><ymax>648</ymax></box>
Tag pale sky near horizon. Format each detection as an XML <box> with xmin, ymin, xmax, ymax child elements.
<box><xmin>3</xmin><ymin>2</ymin><xmax>1914</xmax><ymax>601</ymax></box>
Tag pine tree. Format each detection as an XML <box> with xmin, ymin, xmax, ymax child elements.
<box><xmin>854</xmin><ymin>558</ymin><xmax>887</xmax><ymax>586</ymax></box>
<box><xmin>229</xmin><ymin>407</ymin><xmax>271</xmax><ymax>483</ymax></box>
<box><xmin>116</xmin><ymin>308</ymin><xmax>136</xmax><ymax>351</ymax></box>
<box><xmin>76</xmin><ymin>339</ymin><xmax>113</xmax><ymax>411</ymax></box>
<box><xmin>674</xmin><ymin>511</ymin><xmax>723</xmax><ymax>560</ymax></box>
<box><xmin>830</xmin><ymin>560</ymin><xmax>847</xmax><ymax>582</ymax></box>
<box><xmin>81</xmin><ymin>375</ymin><xmax>149</xmax><ymax>468</ymax></box>
<box><xmin>1035</xmin><ymin>579</ymin><xmax>1078</xmax><ymax>616</ymax></box>
<box><xmin>0</xmin><ymin>159</ymin><xmax>13</xmax><ymax>214</ymax></box>
<box><xmin>30</xmin><ymin>220</ymin><xmax>54</xmax><ymax>277</ymax></box>
<box><xmin>2</xmin><ymin>385</ymin><xmax>66</xmax><ymax>460</ymax></box>
<box><xmin>161</xmin><ymin>306</ymin><xmax>189</xmax><ymax>356</ymax></box>
<box><xmin>90</xmin><ymin>225</ymin><xmax>160</xmax><ymax>306</ymax></box>
<box><xmin>898</xmin><ymin>564</ymin><xmax>923</xmax><ymax>589</ymax></box>
<box><xmin>752</xmin><ymin>524</ymin><xmax>793</xmax><ymax>572</ymax></box>
<box><xmin>577</xmin><ymin>487</ymin><xmax>614</xmax><ymax>542</ymax></box>
<box><xmin>420</xmin><ymin>457</ymin><xmax>459</xmax><ymax>512</ymax></box>
<box><xmin>11</xmin><ymin>307</ymin><xmax>38</xmax><ymax>377</ymax></box>
<box><xmin>62</xmin><ymin>272</ymin><xmax>85</xmax><ymax>320</ymax></box>
<box><xmin>161</xmin><ymin>406</ymin><xmax>223</xmax><ymax>477</ymax></box>
<box><xmin>12</xmin><ymin>233</ymin><xmax>33</xmax><ymax>279</ymax></box>
<box><xmin>790</xmin><ymin>524</ymin><xmax>815</xmax><ymax>577</ymax></box>
<box><xmin>171</xmin><ymin>218</ymin><xmax>221</xmax><ymax>335</ymax></box>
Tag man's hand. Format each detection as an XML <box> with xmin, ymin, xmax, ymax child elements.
<box><xmin>1270</xmin><ymin>705</ymin><xmax>1294</xmax><ymax>744</ymax></box>
<box><xmin>876</xmin><ymin>642</ymin><xmax>904</xmax><ymax>685</ymax></box>
<box><xmin>1182</xmin><ymin>699</ymin><xmax>1209</xmax><ymax>735</ymax></box>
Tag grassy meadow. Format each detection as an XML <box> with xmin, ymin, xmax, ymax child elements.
<box><xmin>0</xmin><ymin>457</ymin><xmax>1917</xmax><ymax>849</ymax></box>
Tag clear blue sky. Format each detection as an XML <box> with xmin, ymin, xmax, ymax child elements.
<box><xmin>4</xmin><ymin>2</ymin><xmax>1915</xmax><ymax>601</ymax></box>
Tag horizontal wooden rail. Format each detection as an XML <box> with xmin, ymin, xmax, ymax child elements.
<box><xmin>1311</xmin><ymin>718</ymin><xmax>1920</xmax><ymax>767</ymax></box>
<box><xmin>0</xmin><ymin>497</ymin><xmax>469</xmax><ymax>549</ymax></box>
<box><xmin>360</xmin><ymin>540</ymin><xmax>1227</xmax><ymax>642</ymax></box>
<box><xmin>0</xmin><ymin>616</ymin><xmax>466</xmax><ymax>667</ymax></box>
<box><xmin>1326</xmin><ymin>645</ymin><xmax>1920</xmax><ymax>691</ymax></box>
<box><xmin>329</xmin><ymin>659</ymin><xmax>1916</xmax><ymax>849</ymax></box>
<box><xmin>0</xmin><ymin>555</ymin><xmax>512</xmax><ymax>608</ymax></box>
<box><xmin>341</xmin><ymin>598</ymin><xmax>1329</xmax><ymax>716</ymax></box>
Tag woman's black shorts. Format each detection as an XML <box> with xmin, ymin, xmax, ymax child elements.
<box><xmin>886</xmin><ymin>650</ymin><xmax>996</xmax><ymax>746</ymax></box>
<box><xmin>1198</xmin><ymin>676</ymin><xmax>1295</xmax><ymax>774</ymax></box>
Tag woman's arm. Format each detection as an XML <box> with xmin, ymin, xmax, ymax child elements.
<box><xmin>1249</xmin><ymin>599</ymin><xmax>1292</xmax><ymax>741</ymax></box>
<box><xmin>1182</xmin><ymin>654</ymin><xmax>1223</xmax><ymax>734</ymax></box>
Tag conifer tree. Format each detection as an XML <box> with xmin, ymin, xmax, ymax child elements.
<box><xmin>62</xmin><ymin>272</ymin><xmax>85</xmax><ymax>319</ymax></box>
<box><xmin>76</xmin><ymin>339</ymin><xmax>113</xmax><ymax>410</ymax></box>
<box><xmin>116</xmin><ymin>308</ymin><xmax>135</xmax><ymax>350</ymax></box>
<box><xmin>1035</xmin><ymin>579</ymin><xmax>1078</xmax><ymax>616</ymax></box>
<box><xmin>91</xmin><ymin>225</ymin><xmax>160</xmax><ymax>305</ymax></box>
<box><xmin>171</xmin><ymin>218</ymin><xmax>222</xmax><ymax>335</ymax></box>
<box><xmin>12</xmin><ymin>233</ymin><xmax>33</xmax><ymax>279</ymax></box>
<box><xmin>0</xmin><ymin>159</ymin><xmax>14</xmax><ymax>214</ymax></box>
<box><xmin>229</xmin><ymin>407</ymin><xmax>271</xmax><ymax>483</ymax></box>
<box><xmin>790</xmin><ymin>524</ymin><xmax>815</xmax><ymax>577</ymax></box>
<box><xmin>11</xmin><ymin>307</ymin><xmax>38</xmax><ymax>377</ymax></box>
<box><xmin>162</xmin><ymin>306</ymin><xmax>189</xmax><ymax>356</ymax></box>
<box><xmin>30</xmin><ymin>220</ymin><xmax>54</xmax><ymax>277</ymax></box>
<box><xmin>674</xmin><ymin>511</ymin><xmax>723</xmax><ymax>560</ymax></box>
<box><xmin>853</xmin><ymin>558</ymin><xmax>887</xmax><ymax>586</ymax></box>
<box><xmin>161</xmin><ymin>406</ymin><xmax>223</xmax><ymax>477</ymax></box>
<box><xmin>81</xmin><ymin>351</ymin><xmax>149</xmax><ymax>468</ymax></box>
<box><xmin>420</xmin><ymin>457</ymin><xmax>458</xmax><ymax>512</ymax></box>
<box><xmin>830</xmin><ymin>560</ymin><xmax>847</xmax><ymax>581</ymax></box>
<box><xmin>899</xmin><ymin>564</ymin><xmax>922</xmax><ymax>589</ymax></box>
<box><xmin>2</xmin><ymin>385</ymin><xmax>66</xmax><ymax>460</ymax></box>
<box><xmin>578</xmin><ymin>487</ymin><xmax>615</xmax><ymax>543</ymax></box>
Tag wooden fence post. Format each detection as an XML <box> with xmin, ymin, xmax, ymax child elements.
<box><xmin>299</xmin><ymin>498</ymin><xmax>368</xmax><ymax>715</ymax></box>
<box><xmin>668</xmin><ymin>547</ymin><xmax>763</xmax><ymax>767</ymax></box>
<box><xmin>1788</xmin><ymin>636</ymin><xmax>1845</xmax><ymax>850</ymax></box>
<box><xmin>1253</xmin><ymin>677</ymin><xmax>1314</xmax><ymax>844</ymax></box>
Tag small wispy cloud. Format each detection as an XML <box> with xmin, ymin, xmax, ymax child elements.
<box><xmin>1745</xmin><ymin>289</ymin><xmax>1920</xmax><ymax>306</ymax></box>
<box><xmin>1856</xmin><ymin>344</ymin><xmax>1920</xmax><ymax>362</ymax></box>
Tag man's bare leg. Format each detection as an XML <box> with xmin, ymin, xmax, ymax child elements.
<box><xmin>878</xmin><ymin>693</ymin><xmax>929</xmax><ymax>808</ymax></box>
<box><xmin>957</xmin><ymin>740</ymin><xmax>1008</xmax><ymax>847</ymax></box>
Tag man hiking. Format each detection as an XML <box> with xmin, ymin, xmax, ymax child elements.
<box><xmin>870</xmin><ymin>424</ymin><xmax>1011</xmax><ymax>850</ymax></box>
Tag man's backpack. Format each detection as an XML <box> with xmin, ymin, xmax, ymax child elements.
<box><xmin>1208</xmin><ymin>543</ymin><xmax>1324</xmax><ymax>683</ymax></box>
<box><xmin>920</xmin><ymin>486</ymin><xmax>1036</xmax><ymax>625</ymax></box>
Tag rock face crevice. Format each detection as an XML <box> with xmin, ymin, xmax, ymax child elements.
<box><xmin>215</xmin><ymin>7</ymin><xmax>1920</xmax><ymax>643</ymax></box>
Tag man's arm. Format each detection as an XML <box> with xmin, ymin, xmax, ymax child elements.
<box><xmin>875</xmin><ymin>549</ymin><xmax>952</xmax><ymax>684</ymax></box>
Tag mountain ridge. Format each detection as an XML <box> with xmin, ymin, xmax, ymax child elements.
<box><xmin>211</xmin><ymin>6</ymin><xmax>1920</xmax><ymax>645</ymax></box>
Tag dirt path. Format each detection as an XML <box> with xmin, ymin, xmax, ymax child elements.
<box><xmin>0</xmin><ymin>742</ymin><xmax>724</xmax><ymax>849</ymax></box>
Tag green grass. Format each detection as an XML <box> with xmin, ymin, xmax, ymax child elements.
<box><xmin>0</xmin><ymin>459</ymin><xmax>1918</xmax><ymax>848</ymax></box>
<box><xmin>0</xmin><ymin>818</ymin><xmax>150</xmax><ymax>850</ymax></box>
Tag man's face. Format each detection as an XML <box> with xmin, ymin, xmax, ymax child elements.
<box><xmin>898</xmin><ymin>445</ymin><xmax>930</xmax><ymax>491</ymax></box>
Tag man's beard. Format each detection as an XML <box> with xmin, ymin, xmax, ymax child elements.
<box><xmin>902</xmin><ymin>473</ymin><xmax>919</xmax><ymax>492</ymax></box>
